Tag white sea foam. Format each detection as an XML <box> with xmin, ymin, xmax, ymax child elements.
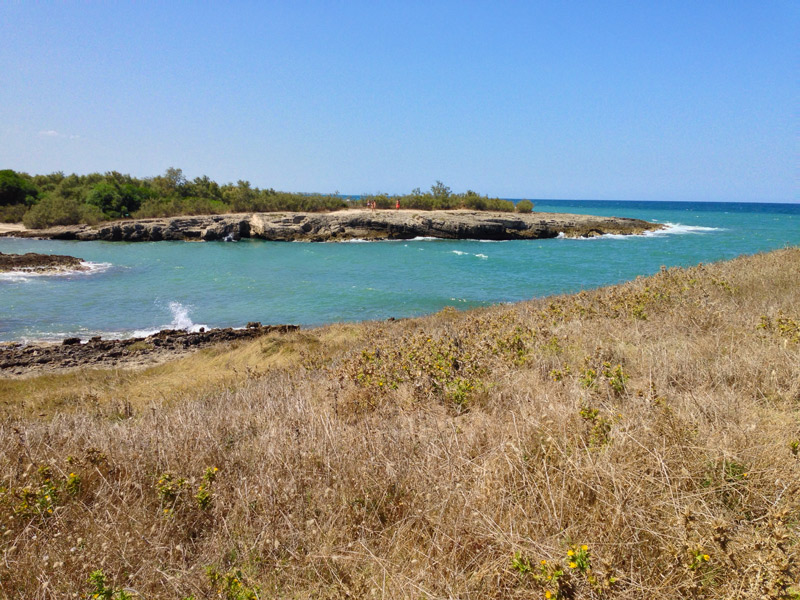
<box><xmin>168</xmin><ymin>301</ymin><xmax>195</xmax><ymax>330</ymax></box>
<box><xmin>164</xmin><ymin>301</ymin><xmax>207</xmax><ymax>333</ymax></box>
<box><xmin>0</xmin><ymin>260</ymin><xmax>112</xmax><ymax>282</ymax></box>
<box><xmin>130</xmin><ymin>301</ymin><xmax>207</xmax><ymax>337</ymax></box>
<box><xmin>644</xmin><ymin>223</ymin><xmax>725</xmax><ymax>236</ymax></box>
<box><xmin>452</xmin><ymin>250</ymin><xmax>489</xmax><ymax>259</ymax></box>
<box><xmin>569</xmin><ymin>232</ymin><xmax>644</xmax><ymax>241</ymax></box>
<box><xmin>340</xmin><ymin>236</ymin><xmax>441</xmax><ymax>243</ymax></box>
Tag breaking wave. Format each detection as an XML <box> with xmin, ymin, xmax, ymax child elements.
<box><xmin>0</xmin><ymin>261</ymin><xmax>112</xmax><ymax>282</ymax></box>
<box><xmin>131</xmin><ymin>301</ymin><xmax>207</xmax><ymax>337</ymax></box>
<box><xmin>563</xmin><ymin>222</ymin><xmax>725</xmax><ymax>240</ymax></box>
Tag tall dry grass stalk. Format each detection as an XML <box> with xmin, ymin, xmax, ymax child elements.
<box><xmin>1</xmin><ymin>248</ymin><xmax>798</xmax><ymax>599</ymax></box>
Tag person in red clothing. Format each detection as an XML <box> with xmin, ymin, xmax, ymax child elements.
<box><xmin>395</xmin><ymin>199</ymin><xmax>400</xmax><ymax>210</ymax></box>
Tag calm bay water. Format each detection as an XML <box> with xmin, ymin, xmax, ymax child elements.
<box><xmin>1</xmin><ymin>200</ymin><xmax>798</xmax><ymax>342</ymax></box>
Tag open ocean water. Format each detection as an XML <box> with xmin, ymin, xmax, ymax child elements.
<box><xmin>1</xmin><ymin>200</ymin><xmax>798</xmax><ymax>342</ymax></box>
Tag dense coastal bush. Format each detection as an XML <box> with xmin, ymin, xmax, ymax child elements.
<box><xmin>0</xmin><ymin>169</ymin><xmax>38</xmax><ymax>223</ymax></box>
<box><xmin>22</xmin><ymin>195</ymin><xmax>104</xmax><ymax>228</ymax></box>
<box><xmin>516</xmin><ymin>199</ymin><xmax>534</xmax><ymax>213</ymax></box>
<box><xmin>0</xmin><ymin>169</ymin><xmax>521</xmax><ymax>228</ymax></box>
<box><xmin>360</xmin><ymin>181</ymin><xmax>515</xmax><ymax>212</ymax></box>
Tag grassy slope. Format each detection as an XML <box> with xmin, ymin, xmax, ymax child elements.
<box><xmin>1</xmin><ymin>248</ymin><xmax>798</xmax><ymax>599</ymax></box>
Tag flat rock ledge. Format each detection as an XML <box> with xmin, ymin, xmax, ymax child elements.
<box><xmin>2</xmin><ymin>209</ymin><xmax>663</xmax><ymax>242</ymax></box>
<box><xmin>0</xmin><ymin>251</ymin><xmax>85</xmax><ymax>273</ymax></box>
<box><xmin>0</xmin><ymin>323</ymin><xmax>299</xmax><ymax>377</ymax></box>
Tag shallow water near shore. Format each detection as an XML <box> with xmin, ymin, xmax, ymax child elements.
<box><xmin>1</xmin><ymin>200</ymin><xmax>798</xmax><ymax>343</ymax></box>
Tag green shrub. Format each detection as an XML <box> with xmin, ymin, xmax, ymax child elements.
<box><xmin>134</xmin><ymin>196</ymin><xmax>230</xmax><ymax>219</ymax></box>
<box><xmin>516</xmin><ymin>199</ymin><xmax>534</xmax><ymax>213</ymax></box>
<box><xmin>0</xmin><ymin>203</ymin><xmax>27</xmax><ymax>223</ymax></box>
<box><xmin>86</xmin><ymin>181</ymin><xmax>154</xmax><ymax>218</ymax></box>
<box><xmin>86</xmin><ymin>182</ymin><xmax>124</xmax><ymax>218</ymax></box>
<box><xmin>132</xmin><ymin>197</ymin><xmax>175</xmax><ymax>218</ymax></box>
<box><xmin>22</xmin><ymin>195</ymin><xmax>104</xmax><ymax>228</ymax></box>
<box><xmin>0</xmin><ymin>169</ymin><xmax>38</xmax><ymax>206</ymax></box>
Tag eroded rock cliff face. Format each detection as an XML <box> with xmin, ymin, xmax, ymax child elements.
<box><xmin>3</xmin><ymin>209</ymin><xmax>662</xmax><ymax>242</ymax></box>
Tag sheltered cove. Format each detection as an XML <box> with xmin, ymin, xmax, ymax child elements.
<box><xmin>0</xmin><ymin>207</ymin><xmax>663</xmax><ymax>374</ymax></box>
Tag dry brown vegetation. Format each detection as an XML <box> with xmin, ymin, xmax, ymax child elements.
<box><xmin>1</xmin><ymin>248</ymin><xmax>799</xmax><ymax>599</ymax></box>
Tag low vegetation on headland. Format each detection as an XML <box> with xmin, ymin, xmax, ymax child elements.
<box><xmin>1</xmin><ymin>248</ymin><xmax>798</xmax><ymax>598</ymax></box>
<box><xmin>0</xmin><ymin>168</ymin><xmax>526</xmax><ymax>229</ymax></box>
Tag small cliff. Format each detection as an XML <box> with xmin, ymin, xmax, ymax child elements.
<box><xmin>2</xmin><ymin>209</ymin><xmax>662</xmax><ymax>242</ymax></box>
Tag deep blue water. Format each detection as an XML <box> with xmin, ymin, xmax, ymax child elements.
<box><xmin>1</xmin><ymin>200</ymin><xmax>798</xmax><ymax>342</ymax></box>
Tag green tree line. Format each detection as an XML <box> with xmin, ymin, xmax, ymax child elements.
<box><xmin>0</xmin><ymin>169</ymin><xmax>533</xmax><ymax>229</ymax></box>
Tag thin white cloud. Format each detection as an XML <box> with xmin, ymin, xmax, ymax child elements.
<box><xmin>38</xmin><ymin>130</ymin><xmax>82</xmax><ymax>140</ymax></box>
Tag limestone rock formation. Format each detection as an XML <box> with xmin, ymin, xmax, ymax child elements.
<box><xmin>2</xmin><ymin>209</ymin><xmax>662</xmax><ymax>243</ymax></box>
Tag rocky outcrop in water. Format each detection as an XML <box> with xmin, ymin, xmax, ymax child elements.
<box><xmin>0</xmin><ymin>323</ymin><xmax>299</xmax><ymax>377</ymax></box>
<box><xmin>2</xmin><ymin>209</ymin><xmax>662</xmax><ymax>242</ymax></box>
<box><xmin>0</xmin><ymin>251</ymin><xmax>85</xmax><ymax>273</ymax></box>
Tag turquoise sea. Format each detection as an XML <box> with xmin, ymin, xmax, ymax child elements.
<box><xmin>1</xmin><ymin>200</ymin><xmax>798</xmax><ymax>343</ymax></box>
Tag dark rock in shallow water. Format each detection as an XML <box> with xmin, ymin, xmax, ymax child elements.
<box><xmin>0</xmin><ymin>324</ymin><xmax>300</xmax><ymax>377</ymax></box>
<box><xmin>0</xmin><ymin>251</ymin><xmax>85</xmax><ymax>273</ymax></box>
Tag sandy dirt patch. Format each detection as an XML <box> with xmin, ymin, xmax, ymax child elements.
<box><xmin>0</xmin><ymin>223</ymin><xmax>27</xmax><ymax>234</ymax></box>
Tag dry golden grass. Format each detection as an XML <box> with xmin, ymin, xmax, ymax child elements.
<box><xmin>0</xmin><ymin>326</ymin><xmax>363</xmax><ymax>418</ymax></box>
<box><xmin>1</xmin><ymin>248</ymin><xmax>798</xmax><ymax>599</ymax></box>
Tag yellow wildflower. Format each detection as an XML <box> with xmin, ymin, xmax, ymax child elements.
<box><xmin>702</xmin><ymin>554</ymin><xmax>710</xmax><ymax>561</ymax></box>
<box><xmin>581</xmin><ymin>544</ymin><xmax>588</xmax><ymax>551</ymax></box>
<box><xmin>569</xmin><ymin>561</ymin><xmax>577</xmax><ymax>569</ymax></box>
<box><xmin>567</xmin><ymin>549</ymin><xmax>574</xmax><ymax>556</ymax></box>
<box><xmin>540</xmin><ymin>559</ymin><xmax>547</xmax><ymax>565</ymax></box>
<box><xmin>545</xmin><ymin>592</ymin><xmax>552</xmax><ymax>599</ymax></box>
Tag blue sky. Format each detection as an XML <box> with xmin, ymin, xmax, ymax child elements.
<box><xmin>0</xmin><ymin>2</ymin><xmax>796</xmax><ymax>202</ymax></box>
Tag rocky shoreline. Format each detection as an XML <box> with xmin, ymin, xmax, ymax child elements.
<box><xmin>0</xmin><ymin>251</ymin><xmax>86</xmax><ymax>273</ymax></box>
<box><xmin>0</xmin><ymin>209</ymin><xmax>663</xmax><ymax>242</ymax></box>
<box><xmin>0</xmin><ymin>323</ymin><xmax>299</xmax><ymax>377</ymax></box>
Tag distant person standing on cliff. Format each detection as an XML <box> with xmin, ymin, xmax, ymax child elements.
<box><xmin>396</xmin><ymin>199</ymin><xmax>400</xmax><ymax>210</ymax></box>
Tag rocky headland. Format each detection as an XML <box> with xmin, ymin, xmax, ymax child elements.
<box><xmin>0</xmin><ymin>323</ymin><xmax>299</xmax><ymax>377</ymax></box>
<box><xmin>0</xmin><ymin>209</ymin><xmax>663</xmax><ymax>242</ymax></box>
<box><xmin>0</xmin><ymin>251</ymin><xmax>86</xmax><ymax>273</ymax></box>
